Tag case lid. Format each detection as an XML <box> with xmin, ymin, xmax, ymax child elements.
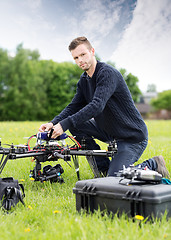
<box><xmin>73</xmin><ymin>177</ymin><xmax>171</xmax><ymax>203</ymax></box>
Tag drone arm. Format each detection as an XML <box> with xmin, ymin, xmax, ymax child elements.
<box><xmin>13</xmin><ymin>152</ymin><xmax>47</xmax><ymax>159</ymax></box>
<box><xmin>67</xmin><ymin>149</ymin><xmax>115</xmax><ymax>157</ymax></box>
<box><xmin>0</xmin><ymin>148</ymin><xmax>10</xmax><ymax>155</ymax></box>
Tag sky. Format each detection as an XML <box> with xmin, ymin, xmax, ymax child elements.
<box><xmin>0</xmin><ymin>0</ymin><xmax>171</xmax><ymax>93</ymax></box>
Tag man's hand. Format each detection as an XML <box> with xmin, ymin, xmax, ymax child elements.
<box><xmin>39</xmin><ymin>122</ymin><xmax>64</xmax><ymax>138</ymax></box>
<box><xmin>51</xmin><ymin>123</ymin><xmax>64</xmax><ymax>138</ymax></box>
<box><xmin>39</xmin><ymin>122</ymin><xmax>53</xmax><ymax>132</ymax></box>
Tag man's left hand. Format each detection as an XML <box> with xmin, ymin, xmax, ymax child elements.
<box><xmin>51</xmin><ymin>123</ymin><xmax>64</xmax><ymax>138</ymax></box>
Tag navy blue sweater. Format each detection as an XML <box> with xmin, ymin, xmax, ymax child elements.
<box><xmin>51</xmin><ymin>61</ymin><xmax>148</xmax><ymax>143</ymax></box>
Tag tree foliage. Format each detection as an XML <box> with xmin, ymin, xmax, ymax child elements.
<box><xmin>0</xmin><ymin>44</ymin><xmax>47</xmax><ymax>120</ymax></box>
<box><xmin>147</xmin><ymin>84</ymin><xmax>157</xmax><ymax>93</ymax></box>
<box><xmin>0</xmin><ymin>45</ymin><xmax>140</xmax><ymax>121</ymax></box>
<box><xmin>118</xmin><ymin>68</ymin><xmax>141</xmax><ymax>102</ymax></box>
<box><xmin>151</xmin><ymin>90</ymin><xmax>171</xmax><ymax>110</ymax></box>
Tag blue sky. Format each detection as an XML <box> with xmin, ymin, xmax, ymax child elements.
<box><xmin>0</xmin><ymin>0</ymin><xmax>171</xmax><ymax>92</ymax></box>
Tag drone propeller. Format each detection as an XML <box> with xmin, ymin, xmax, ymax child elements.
<box><xmin>2</xmin><ymin>143</ymin><xmax>15</xmax><ymax>147</ymax></box>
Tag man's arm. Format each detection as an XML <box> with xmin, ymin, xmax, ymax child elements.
<box><xmin>39</xmin><ymin>81</ymin><xmax>86</xmax><ymax>136</ymax></box>
<box><xmin>59</xmin><ymin>68</ymin><xmax>118</xmax><ymax>132</ymax></box>
<box><xmin>50</xmin><ymin>82</ymin><xmax>86</xmax><ymax>125</ymax></box>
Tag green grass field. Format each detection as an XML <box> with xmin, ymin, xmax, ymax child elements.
<box><xmin>0</xmin><ymin>121</ymin><xmax>171</xmax><ymax>240</ymax></box>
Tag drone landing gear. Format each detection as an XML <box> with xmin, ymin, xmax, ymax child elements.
<box><xmin>86</xmin><ymin>155</ymin><xmax>101</xmax><ymax>178</ymax></box>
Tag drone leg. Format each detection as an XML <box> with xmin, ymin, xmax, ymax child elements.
<box><xmin>30</xmin><ymin>161</ymin><xmax>42</xmax><ymax>181</ymax></box>
<box><xmin>0</xmin><ymin>154</ymin><xmax>9</xmax><ymax>174</ymax></box>
<box><xmin>72</xmin><ymin>155</ymin><xmax>80</xmax><ymax>180</ymax></box>
<box><xmin>86</xmin><ymin>156</ymin><xmax>101</xmax><ymax>178</ymax></box>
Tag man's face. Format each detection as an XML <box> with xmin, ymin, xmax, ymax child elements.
<box><xmin>71</xmin><ymin>44</ymin><xmax>95</xmax><ymax>71</ymax></box>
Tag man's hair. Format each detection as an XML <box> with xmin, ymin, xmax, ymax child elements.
<box><xmin>68</xmin><ymin>36</ymin><xmax>93</xmax><ymax>51</ymax></box>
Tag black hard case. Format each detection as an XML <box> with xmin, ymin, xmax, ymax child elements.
<box><xmin>73</xmin><ymin>177</ymin><xmax>171</xmax><ymax>219</ymax></box>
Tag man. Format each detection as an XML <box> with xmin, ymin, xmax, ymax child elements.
<box><xmin>39</xmin><ymin>37</ymin><xmax>169</xmax><ymax>178</ymax></box>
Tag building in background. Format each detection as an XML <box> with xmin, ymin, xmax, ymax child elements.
<box><xmin>136</xmin><ymin>92</ymin><xmax>171</xmax><ymax>119</ymax></box>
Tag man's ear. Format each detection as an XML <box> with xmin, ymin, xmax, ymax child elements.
<box><xmin>91</xmin><ymin>48</ymin><xmax>95</xmax><ymax>56</ymax></box>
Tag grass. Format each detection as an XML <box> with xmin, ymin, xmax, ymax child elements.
<box><xmin>0</xmin><ymin>120</ymin><xmax>171</xmax><ymax>240</ymax></box>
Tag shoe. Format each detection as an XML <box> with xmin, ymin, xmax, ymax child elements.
<box><xmin>153</xmin><ymin>155</ymin><xmax>170</xmax><ymax>178</ymax></box>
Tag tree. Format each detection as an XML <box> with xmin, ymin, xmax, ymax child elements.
<box><xmin>119</xmin><ymin>68</ymin><xmax>141</xmax><ymax>102</ymax></box>
<box><xmin>0</xmin><ymin>44</ymin><xmax>46</xmax><ymax>120</ymax></box>
<box><xmin>45</xmin><ymin>62</ymin><xmax>82</xmax><ymax>119</ymax></box>
<box><xmin>125</xmin><ymin>73</ymin><xmax>142</xmax><ymax>102</ymax></box>
<box><xmin>151</xmin><ymin>90</ymin><xmax>171</xmax><ymax>111</ymax></box>
<box><xmin>147</xmin><ymin>84</ymin><xmax>157</xmax><ymax>92</ymax></box>
<box><xmin>0</xmin><ymin>48</ymin><xmax>9</xmax><ymax>99</ymax></box>
<box><xmin>0</xmin><ymin>45</ymin><xmax>143</xmax><ymax>120</ymax></box>
<box><xmin>0</xmin><ymin>44</ymin><xmax>83</xmax><ymax>121</ymax></box>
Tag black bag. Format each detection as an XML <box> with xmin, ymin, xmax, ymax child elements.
<box><xmin>0</xmin><ymin>177</ymin><xmax>25</xmax><ymax>211</ymax></box>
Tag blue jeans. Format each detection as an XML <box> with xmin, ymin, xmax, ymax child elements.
<box><xmin>69</xmin><ymin>119</ymin><xmax>157</xmax><ymax>176</ymax></box>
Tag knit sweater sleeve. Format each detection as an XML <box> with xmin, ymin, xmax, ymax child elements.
<box><xmin>59</xmin><ymin>67</ymin><xmax>118</xmax><ymax>131</ymax></box>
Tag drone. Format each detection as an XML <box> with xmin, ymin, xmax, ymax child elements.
<box><xmin>117</xmin><ymin>165</ymin><xmax>162</xmax><ymax>184</ymax></box>
<box><xmin>0</xmin><ymin>130</ymin><xmax>117</xmax><ymax>183</ymax></box>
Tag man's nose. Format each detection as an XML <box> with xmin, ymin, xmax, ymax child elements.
<box><xmin>78</xmin><ymin>56</ymin><xmax>83</xmax><ymax>63</ymax></box>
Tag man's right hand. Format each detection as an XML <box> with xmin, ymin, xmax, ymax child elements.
<box><xmin>39</xmin><ymin>122</ymin><xmax>53</xmax><ymax>132</ymax></box>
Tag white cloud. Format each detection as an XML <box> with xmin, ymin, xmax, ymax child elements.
<box><xmin>0</xmin><ymin>0</ymin><xmax>65</xmax><ymax>60</ymax></box>
<box><xmin>37</xmin><ymin>0</ymin><xmax>128</xmax><ymax>61</ymax></box>
<box><xmin>24</xmin><ymin>0</ymin><xmax>42</xmax><ymax>10</ymax></box>
<box><xmin>111</xmin><ymin>0</ymin><xmax>171</xmax><ymax>92</ymax></box>
<box><xmin>0</xmin><ymin>0</ymin><xmax>133</xmax><ymax>62</ymax></box>
<box><xmin>3</xmin><ymin>0</ymin><xmax>170</xmax><ymax>93</ymax></box>
<box><xmin>78</xmin><ymin>0</ymin><xmax>122</xmax><ymax>41</ymax></box>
